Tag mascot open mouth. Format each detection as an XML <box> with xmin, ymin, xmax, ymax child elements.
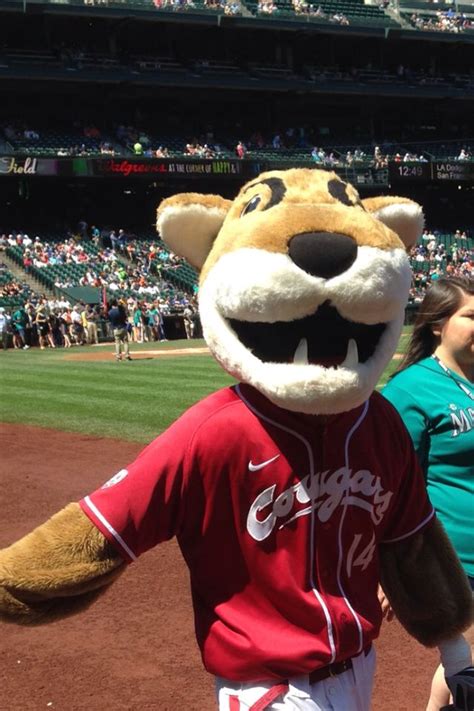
<box><xmin>229</xmin><ymin>301</ymin><xmax>386</xmax><ymax>368</ymax></box>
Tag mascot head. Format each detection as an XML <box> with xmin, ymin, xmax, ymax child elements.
<box><xmin>157</xmin><ymin>168</ymin><xmax>423</xmax><ymax>415</ymax></box>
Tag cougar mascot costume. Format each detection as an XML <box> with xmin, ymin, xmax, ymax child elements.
<box><xmin>1</xmin><ymin>169</ymin><xmax>472</xmax><ymax>710</ymax></box>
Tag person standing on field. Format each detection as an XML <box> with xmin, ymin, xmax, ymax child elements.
<box><xmin>108</xmin><ymin>299</ymin><xmax>132</xmax><ymax>362</ymax></box>
<box><xmin>85</xmin><ymin>305</ymin><xmax>99</xmax><ymax>345</ymax></box>
<box><xmin>382</xmin><ymin>276</ymin><xmax>474</xmax><ymax>711</ymax></box>
<box><xmin>35</xmin><ymin>298</ymin><xmax>52</xmax><ymax>349</ymax></box>
<box><xmin>11</xmin><ymin>306</ymin><xmax>29</xmax><ymax>350</ymax></box>
<box><xmin>0</xmin><ymin>307</ymin><xmax>10</xmax><ymax>351</ymax></box>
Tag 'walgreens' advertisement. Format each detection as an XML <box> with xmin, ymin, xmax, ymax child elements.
<box><xmin>92</xmin><ymin>158</ymin><xmax>243</xmax><ymax>178</ymax></box>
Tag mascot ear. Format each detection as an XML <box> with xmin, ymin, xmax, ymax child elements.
<box><xmin>157</xmin><ymin>193</ymin><xmax>231</xmax><ymax>270</ymax></box>
<box><xmin>362</xmin><ymin>196</ymin><xmax>424</xmax><ymax>251</ymax></box>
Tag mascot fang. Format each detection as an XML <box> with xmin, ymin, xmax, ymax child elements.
<box><xmin>1</xmin><ymin>169</ymin><xmax>472</xmax><ymax>710</ymax></box>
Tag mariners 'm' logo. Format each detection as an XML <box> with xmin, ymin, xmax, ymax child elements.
<box><xmin>246</xmin><ymin>467</ymin><xmax>393</xmax><ymax>542</ymax></box>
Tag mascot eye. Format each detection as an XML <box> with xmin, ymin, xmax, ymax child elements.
<box><xmin>241</xmin><ymin>195</ymin><xmax>262</xmax><ymax>216</ymax></box>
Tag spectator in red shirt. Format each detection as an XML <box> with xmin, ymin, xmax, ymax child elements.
<box><xmin>236</xmin><ymin>141</ymin><xmax>247</xmax><ymax>159</ymax></box>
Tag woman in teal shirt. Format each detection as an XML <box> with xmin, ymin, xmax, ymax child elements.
<box><xmin>383</xmin><ymin>275</ymin><xmax>474</xmax><ymax>711</ymax></box>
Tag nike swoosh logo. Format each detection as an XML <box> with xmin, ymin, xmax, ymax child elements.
<box><xmin>248</xmin><ymin>454</ymin><xmax>280</xmax><ymax>472</ymax></box>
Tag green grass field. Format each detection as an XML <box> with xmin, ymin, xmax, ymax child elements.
<box><xmin>0</xmin><ymin>329</ymin><xmax>411</xmax><ymax>443</ymax></box>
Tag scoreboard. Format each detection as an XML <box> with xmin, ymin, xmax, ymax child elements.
<box><xmin>432</xmin><ymin>162</ymin><xmax>474</xmax><ymax>182</ymax></box>
<box><xmin>389</xmin><ymin>163</ymin><xmax>431</xmax><ymax>182</ymax></box>
<box><xmin>389</xmin><ymin>161</ymin><xmax>474</xmax><ymax>184</ymax></box>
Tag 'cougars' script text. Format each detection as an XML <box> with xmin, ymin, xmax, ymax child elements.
<box><xmin>246</xmin><ymin>467</ymin><xmax>393</xmax><ymax>541</ymax></box>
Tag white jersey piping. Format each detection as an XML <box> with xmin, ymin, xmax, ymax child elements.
<box><xmin>336</xmin><ymin>399</ymin><xmax>370</xmax><ymax>655</ymax></box>
<box><xmin>382</xmin><ymin>508</ymin><xmax>436</xmax><ymax>543</ymax></box>
<box><xmin>235</xmin><ymin>384</ymin><xmax>337</xmax><ymax>663</ymax></box>
<box><xmin>83</xmin><ymin>495</ymin><xmax>138</xmax><ymax>562</ymax></box>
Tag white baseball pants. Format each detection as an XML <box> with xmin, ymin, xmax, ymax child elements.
<box><xmin>216</xmin><ymin>646</ymin><xmax>376</xmax><ymax>711</ymax></box>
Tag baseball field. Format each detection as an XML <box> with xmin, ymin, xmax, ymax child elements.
<box><xmin>0</xmin><ymin>331</ymin><xmax>438</xmax><ymax>711</ymax></box>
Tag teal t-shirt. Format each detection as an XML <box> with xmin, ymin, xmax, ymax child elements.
<box><xmin>382</xmin><ymin>357</ymin><xmax>474</xmax><ymax>577</ymax></box>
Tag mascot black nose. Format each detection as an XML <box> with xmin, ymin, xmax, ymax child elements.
<box><xmin>288</xmin><ymin>231</ymin><xmax>358</xmax><ymax>279</ymax></box>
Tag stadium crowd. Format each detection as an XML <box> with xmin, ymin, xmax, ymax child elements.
<box><xmin>0</xmin><ymin>292</ymin><xmax>199</xmax><ymax>351</ymax></box>
<box><xmin>6</xmin><ymin>113</ymin><xmax>473</xmax><ymax>165</ymax></box>
<box><xmin>408</xmin><ymin>229</ymin><xmax>473</xmax><ymax>303</ymax></box>
<box><xmin>2</xmin><ymin>231</ymin><xmax>191</xmax><ymax>299</ymax></box>
<box><xmin>0</xmin><ymin>263</ymin><xmax>37</xmax><ymax>304</ymax></box>
<box><xmin>408</xmin><ymin>9</ymin><xmax>474</xmax><ymax>33</ymax></box>
<box><xmin>71</xmin><ymin>0</ymin><xmax>474</xmax><ymax>34</ymax></box>
<box><xmin>0</xmin><ymin>228</ymin><xmax>200</xmax><ymax>350</ymax></box>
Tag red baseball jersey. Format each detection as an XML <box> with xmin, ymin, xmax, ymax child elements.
<box><xmin>80</xmin><ymin>384</ymin><xmax>435</xmax><ymax>682</ymax></box>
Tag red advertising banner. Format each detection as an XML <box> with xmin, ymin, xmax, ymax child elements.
<box><xmin>92</xmin><ymin>158</ymin><xmax>243</xmax><ymax>178</ymax></box>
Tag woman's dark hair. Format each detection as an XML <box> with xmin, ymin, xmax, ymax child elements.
<box><xmin>395</xmin><ymin>275</ymin><xmax>474</xmax><ymax>375</ymax></box>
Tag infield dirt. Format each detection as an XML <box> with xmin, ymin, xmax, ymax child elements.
<box><xmin>63</xmin><ymin>347</ymin><xmax>210</xmax><ymax>361</ymax></box>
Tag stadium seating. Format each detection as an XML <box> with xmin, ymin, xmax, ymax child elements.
<box><xmin>4</xmin><ymin>107</ymin><xmax>472</xmax><ymax>164</ymax></box>
<box><xmin>0</xmin><ymin>264</ymin><xmax>39</xmax><ymax>307</ymax></box>
<box><xmin>248</xmin><ymin>0</ymin><xmax>400</xmax><ymax>26</ymax></box>
<box><xmin>121</xmin><ymin>238</ymin><xmax>199</xmax><ymax>292</ymax></box>
<box><xmin>5</xmin><ymin>126</ymin><xmax>122</xmax><ymax>157</ymax></box>
<box><xmin>401</xmin><ymin>7</ymin><xmax>474</xmax><ymax>32</ymax></box>
<box><xmin>6</xmin><ymin>237</ymin><xmax>200</xmax><ymax>304</ymax></box>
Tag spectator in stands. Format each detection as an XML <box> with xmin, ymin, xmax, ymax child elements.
<box><xmin>78</xmin><ymin>219</ymin><xmax>88</xmax><ymax>241</ymax></box>
<box><xmin>91</xmin><ymin>225</ymin><xmax>101</xmax><ymax>244</ymax></box>
<box><xmin>23</xmin><ymin>250</ymin><xmax>33</xmax><ymax>274</ymax></box>
<box><xmin>109</xmin><ymin>230</ymin><xmax>118</xmax><ymax>251</ymax></box>
<box><xmin>311</xmin><ymin>147</ymin><xmax>322</xmax><ymax>163</ymax></box>
<box><xmin>224</xmin><ymin>1</ymin><xmax>241</xmax><ymax>15</ymax></box>
<box><xmin>373</xmin><ymin>145</ymin><xmax>385</xmax><ymax>169</ymax></box>
<box><xmin>133</xmin><ymin>141</ymin><xmax>143</xmax><ymax>156</ymax></box>
<box><xmin>23</xmin><ymin>128</ymin><xmax>39</xmax><ymax>140</ymax></box>
<box><xmin>117</xmin><ymin>229</ymin><xmax>127</xmax><ymax>250</ymax></box>
<box><xmin>235</xmin><ymin>141</ymin><xmax>247</xmax><ymax>159</ymax></box>
<box><xmin>258</xmin><ymin>1</ymin><xmax>277</xmax><ymax>13</ymax></box>
<box><xmin>331</xmin><ymin>11</ymin><xmax>349</xmax><ymax>24</ymax></box>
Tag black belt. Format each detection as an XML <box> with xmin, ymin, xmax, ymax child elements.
<box><xmin>307</xmin><ymin>644</ymin><xmax>372</xmax><ymax>685</ymax></box>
